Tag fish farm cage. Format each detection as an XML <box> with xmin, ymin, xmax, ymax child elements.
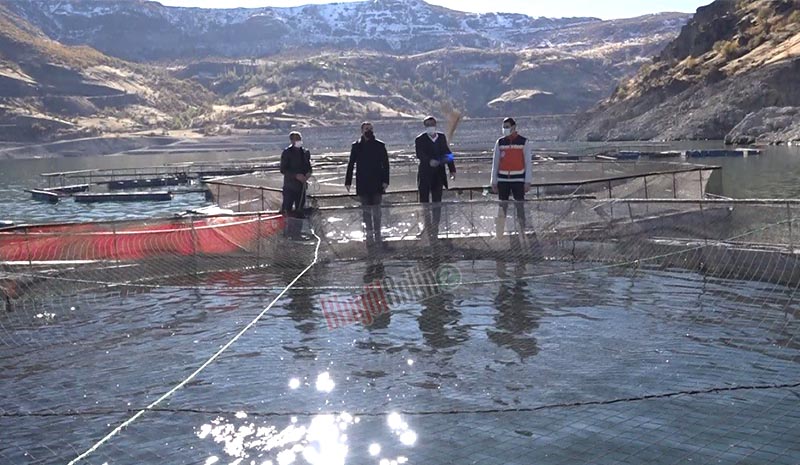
<box><xmin>0</xmin><ymin>157</ymin><xmax>798</xmax><ymax>465</ymax></box>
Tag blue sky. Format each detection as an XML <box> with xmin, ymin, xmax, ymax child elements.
<box><xmin>158</xmin><ymin>0</ymin><xmax>712</xmax><ymax>20</ymax></box>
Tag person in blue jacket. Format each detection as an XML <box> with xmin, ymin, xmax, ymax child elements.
<box><xmin>415</xmin><ymin>116</ymin><xmax>456</xmax><ymax>241</ymax></box>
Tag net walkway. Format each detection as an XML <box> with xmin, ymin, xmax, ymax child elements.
<box><xmin>1</xmin><ymin>195</ymin><xmax>798</xmax><ymax>464</ymax></box>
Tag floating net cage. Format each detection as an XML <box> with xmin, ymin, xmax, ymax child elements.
<box><xmin>1</xmin><ymin>159</ymin><xmax>799</xmax><ymax>465</ymax></box>
<box><xmin>205</xmin><ymin>159</ymin><xmax>718</xmax><ymax>212</ymax></box>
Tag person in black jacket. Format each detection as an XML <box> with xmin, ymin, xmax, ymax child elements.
<box><xmin>280</xmin><ymin>131</ymin><xmax>312</xmax><ymax>239</ymax></box>
<box><xmin>345</xmin><ymin>122</ymin><xmax>390</xmax><ymax>248</ymax></box>
<box><xmin>415</xmin><ymin>116</ymin><xmax>456</xmax><ymax>241</ymax></box>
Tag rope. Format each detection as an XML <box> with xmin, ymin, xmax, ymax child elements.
<box><xmin>8</xmin><ymin>381</ymin><xmax>799</xmax><ymax>419</ymax></box>
<box><xmin>66</xmin><ymin>228</ymin><xmax>322</xmax><ymax>465</ymax></box>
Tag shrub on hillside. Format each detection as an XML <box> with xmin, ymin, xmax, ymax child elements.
<box><xmin>713</xmin><ymin>39</ymin><xmax>741</xmax><ymax>59</ymax></box>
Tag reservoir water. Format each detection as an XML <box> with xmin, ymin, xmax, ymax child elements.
<box><xmin>0</xmin><ymin>141</ymin><xmax>798</xmax><ymax>224</ymax></box>
<box><xmin>1</xmin><ymin>260</ymin><xmax>798</xmax><ymax>464</ymax></box>
<box><xmin>0</xmin><ymin>138</ymin><xmax>798</xmax><ymax>464</ymax></box>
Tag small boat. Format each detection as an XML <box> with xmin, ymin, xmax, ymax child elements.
<box><xmin>25</xmin><ymin>189</ymin><xmax>60</xmax><ymax>203</ymax></box>
<box><xmin>48</xmin><ymin>184</ymin><xmax>90</xmax><ymax>194</ymax></box>
<box><xmin>25</xmin><ymin>184</ymin><xmax>91</xmax><ymax>203</ymax></box>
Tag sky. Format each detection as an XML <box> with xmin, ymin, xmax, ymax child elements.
<box><xmin>157</xmin><ymin>0</ymin><xmax>712</xmax><ymax>20</ymax></box>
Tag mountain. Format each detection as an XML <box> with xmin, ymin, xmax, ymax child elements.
<box><xmin>181</xmin><ymin>29</ymin><xmax>684</xmax><ymax>131</ymax></box>
<box><xmin>4</xmin><ymin>0</ymin><xmax>600</xmax><ymax>60</ymax></box>
<box><xmin>0</xmin><ymin>0</ymin><xmax>693</xmax><ymax>141</ymax></box>
<box><xmin>3</xmin><ymin>0</ymin><xmax>689</xmax><ymax>61</ymax></box>
<box><xmin>562</xmin><ymin>0</ymin><xmax>800</xmax><ymax>143</ymax></box>
<box><xmin>0</xmin><ymin>3</ymin><xmax>212</xmax><ymax>141</ymax></box>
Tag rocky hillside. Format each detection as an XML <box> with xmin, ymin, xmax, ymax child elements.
<box><xmin>5</xmin><ymin>0</ymin><xmax>596</xmax><ymax>60</ymax></box>
<box><xmin>0</xmin><ymin>0</ymin><xmax>693</xmax><ymax>141</ymax></box>
<box><xmin>184</xmin><ymin>32</ymin><xmax>681</xmax><ymax>131</ymax></box>
<box><xmin>170</xmin><ymin>9</ymin><xmax>688</xmax><ymax>128</ymax></box>
<box><xmin>0</xmin><ymin>4</ymin><xmax>212</xmax><ymax>141</ymax></box>
<box><xmin>562</xmin><ymin>0</ymin><xmax>800</xmax><ymax>142</ymax></box>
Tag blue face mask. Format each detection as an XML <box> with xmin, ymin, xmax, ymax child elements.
<box><xmin>426</xmin><ymin>127</ymin><xmax>437</xmax><ymax>136</ymax></box>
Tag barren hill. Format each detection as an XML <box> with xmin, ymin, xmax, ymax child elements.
<box><xmin>0</xmin><ymin>0</ymin><xmax>694</xmax><ymax>141</ymax></box>
<box><xmin>0</xmin><ymin>4</ymin><xmax>211</xmax><ymax>141</ymax></box>
<box><xmin>562</xmin><ymin>0</ymin><xmax>800</xmax><ymax>143</ymax></box>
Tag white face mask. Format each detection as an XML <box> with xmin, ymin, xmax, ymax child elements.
<box><xmin>502</xmin><ymin>127</ymin><xmax>512</xmax><ymax>137</ymax></box>
<box><xmin>426</xmin><ymin>127</ymin><xmax>437</xmax><ymax>136</ymax></box>
<box><xmin>293</xmin><ymin>140</ymin><xmax>303</xmax><ymax>148</ymax></box>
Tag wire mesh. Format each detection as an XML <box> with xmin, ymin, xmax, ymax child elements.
<box><xmin>0</xmin><ymin>198</ymin><xmax>798</xmax><ymax>465</ymax></box>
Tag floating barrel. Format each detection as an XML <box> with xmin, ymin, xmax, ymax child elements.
<box><xmin>107</xmin><ymin>175</ymin><xmax>188</xmax><ymax>190</ymax></box>
<box><xmin>685</xmin><ymin>149</ymin><xmax>761</xmax><ymax>158</ymax></box>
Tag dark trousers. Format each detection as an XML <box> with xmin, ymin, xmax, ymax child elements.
<box><xmin>282</xmin><ymin>186</ymin><xmax>306</xmax><ymax>238</ymax></box>
<box><xmin>498</xmin><ymin>182</ymin><xmax>526</xmax><ymax>231</ymax></box>
<box><xmin>419</xmin><ymin>178</ymin><xmax>444</xmax><ymax>239</ymax></box>
<box><xmin>359</xmin><ymin>193</ymin><xmax>383</xmax><ymax>244</ymax></box>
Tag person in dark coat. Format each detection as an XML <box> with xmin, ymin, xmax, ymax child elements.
<box><xmin>345</xmin><ymin>121</ymin><xmax>390</xmax><ymax>247</ymax></box>
<box><xmin>280</xmin><ymin>131</ymin><xmax>312</xmax><ymax>239</ymax></box>
<box><xmin>415</xmin><ymin>116</ymin><xmax>456</xmax><ymax>241</ymax></box>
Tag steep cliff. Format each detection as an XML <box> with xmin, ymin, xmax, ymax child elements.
<box><xmin>562</xmin><ymin>0</ymin><xmax>800</xmax><ymax>142</ymax></box>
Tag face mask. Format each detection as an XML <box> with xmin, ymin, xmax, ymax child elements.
<box><xmin>364</xmin><ymin>130</ymin><xmax>375</xmax><ymax>140</ymax></box>
<box><xmin>293</xmin><ymin>140</ymin><xmax>303</xmax><ymax>148</ymax></box>
<box><xmin>426</xmin><ymin>127</ymin><xmax>437</xmax><ymax>136</ymax></box>
<box><xmin>502</xmin><ymin>127</ymin><xmax>512</xmax><ymax>137</ymax></box>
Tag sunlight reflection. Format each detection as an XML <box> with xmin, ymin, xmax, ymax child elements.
<box><xmin>198</xmin><ymin>408</ymin><xmax>416</xmax><ymax>464</ymax></box>
<box><xmin>399</xmin><ymin>431</ymin><xmax>417</xmax><ymax>446</ymax></box>
<box><xmin>197</xmin><ymin>411</ymin><xmax>355</xmax><ymax>464</ymax></box>
<box><xmin>368</xmin><ymin>443</ymin><xmax>381</xmax><ymax>456</ymax></box>
<box><xmin>315</xmin><ymin>372</ymin><xmax>335</xmax><ymax>393</ymax></box>
<box><xmin>387</xmin><ymin>412</ymin><xmax>417</xmax><ymax>448</ymax></box>
<box><xmin>276</xmin><ymin>449</ymin><xmax>296</xmax><ymax>465</ymax></box>
<box><xmin>301</xmin><ymin>414</ymin><xmax>349</xmax><ymax>465</ymax></box>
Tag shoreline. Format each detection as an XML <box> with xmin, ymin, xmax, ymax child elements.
<box><xmin>0</xmin><ymin>127</ymin><xmax>794</xmax><ymax>161</ymax></box>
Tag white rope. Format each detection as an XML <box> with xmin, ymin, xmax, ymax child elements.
<box><xmin>67</xmin><ymin>228</ymin><xmax>322</xmax><ymax>465</ymax></box>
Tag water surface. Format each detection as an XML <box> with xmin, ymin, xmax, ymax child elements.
<box><xmin>1</xmin><ymin>259</ymin><xmax>797</xmax><ymax>464</ymax></box>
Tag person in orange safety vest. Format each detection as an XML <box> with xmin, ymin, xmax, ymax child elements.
<box><xmin>490</xmin><ymin>117</ymin><xmax>533</xmax><ymax>238</ymax></box>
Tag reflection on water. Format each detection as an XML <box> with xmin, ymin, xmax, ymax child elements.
<box><xmin>1</xmin><ymin>260</ymin><xmax>799</xmax><ymax>464</ymax></box>
<box><xmin>198</xmin><ymin>407</ymin><xmax>416</xmax><ymax>465</ymax></box>
<box><xmin>281</xmin><ymin>267</ymin><xmax>318</xmax><ymax>335</ymax></box>
<box><xmin>417</xmin><ymin>260</ymin><xmax>468</xmax><ymax>350</ymax></box>
<box><xmin>364</xmin><ymin>260</ymin><xmax>390</xmax><ymax>330</ymax></box>
<box><xmin>488</xmin><ymin>259</ymin><xmax>543</xmax><ymax>360</ymax></box>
